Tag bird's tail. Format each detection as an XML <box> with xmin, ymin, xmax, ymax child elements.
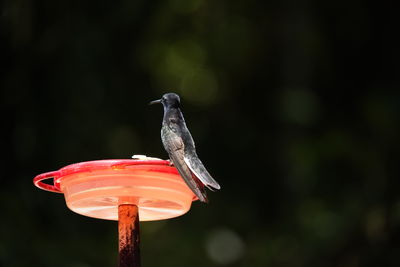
<box><xmin>169</xmin><ymin>153</ymin><xmax>209</xmax><ymax>203</ymax></box>
<box><xmin>192</xmin><ymin>174</ymin><xmax>209</xmax><ymax>203</ymax></box>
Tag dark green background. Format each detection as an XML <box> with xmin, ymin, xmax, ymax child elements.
<box><xmin>1</xmin><ymin>0</ymin><xmax>399</xmax><ymax>266</ymax></box>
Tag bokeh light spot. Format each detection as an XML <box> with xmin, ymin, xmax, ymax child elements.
<box><xmin>164</xmin><ymin>39</ymin><xmax>206</xmax><ymax>75</ymax></box>
<box><xmin>179</xmin><ymin>68</ymin><xmax>218</xmax><ymax>106</ymax></box>
<box><xmin>205</xmin><ymin>228</ymin><xmax>245</xmax><ymax>265</ymax></box>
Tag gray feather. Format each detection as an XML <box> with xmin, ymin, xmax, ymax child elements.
<box><xmin>183</xmin><ymin>155</ymin><xmax>221</xmax><ymax>191</ymax></box>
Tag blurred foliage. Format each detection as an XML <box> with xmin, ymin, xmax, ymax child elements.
<box><xmin>1</xmin><ymin>0</ymin><xmax>399</xmax><ymax>266</ymax></box>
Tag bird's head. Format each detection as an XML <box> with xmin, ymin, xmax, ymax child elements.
<box><xmin>150</xmin><ymin>93</ymin><xmax>181</xmax><ymax>108</ymax></box>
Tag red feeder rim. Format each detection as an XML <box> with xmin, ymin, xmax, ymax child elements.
<box><xmin>33</xmin><ymin>158</ymin><xmax>197</xmax><ymax>221</ymax></box>
<box><xmin>33</xmin><ymin>159</ymin><xmax>175</xmax><ymax>193</ymax></box>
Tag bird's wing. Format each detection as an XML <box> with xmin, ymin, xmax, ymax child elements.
<box><xmin>165</xmin><ymin>133</ymin><xmax>208</xmax><ymax>202</ymax></box>
<box><xmin>183</xmin><ymin>154</ymin><xmax>221</xmax><ymax>191</ymax></box>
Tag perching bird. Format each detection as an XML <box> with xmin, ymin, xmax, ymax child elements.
<box><xmin>150</xmin><ymin>93</ymin><xmax>221</xmax><ymax>202</ymax></box>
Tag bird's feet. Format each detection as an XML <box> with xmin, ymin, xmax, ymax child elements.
<box><xmin>167</xmin><ymin>159</ymin><xmax>174</xmax><ymax>166</ymax></box>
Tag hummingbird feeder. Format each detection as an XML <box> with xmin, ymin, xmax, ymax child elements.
<box><xmin>33</xmin><ymin>156</ymin><xmax>197</xmax><ymax>267</ymax></box>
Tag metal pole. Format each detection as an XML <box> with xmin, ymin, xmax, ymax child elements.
<box><xmin>118</xmin><ymin>204</ymin><xmax>141</xmax><ymax>267</ymax></box>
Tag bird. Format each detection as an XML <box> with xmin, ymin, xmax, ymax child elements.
<box><xmin>150</xmin><ymin>93</ymin><xmax>221</xmax><ymax>203</ymax></box>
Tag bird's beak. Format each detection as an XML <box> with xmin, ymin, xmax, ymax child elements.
<box><xmin>149</xmin><ymin>99</ymin><xmax>162</xmax><ymax>105</ymax></box>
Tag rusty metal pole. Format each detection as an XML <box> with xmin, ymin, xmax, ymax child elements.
<box><xmin>118</xmin><ymin>204</ymin><xmax>141</xmax><ymax>267</ymax></box>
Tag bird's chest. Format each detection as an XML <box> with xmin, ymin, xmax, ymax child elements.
<box><xmin>161</xmin><ymin>122</ymin><xmax>180</xmax><ymax>141</ymax></box>
<box><xmin>163</xmin><ymin>118</ymin><xmax>180</xmax><ymax>133</ymax></box>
